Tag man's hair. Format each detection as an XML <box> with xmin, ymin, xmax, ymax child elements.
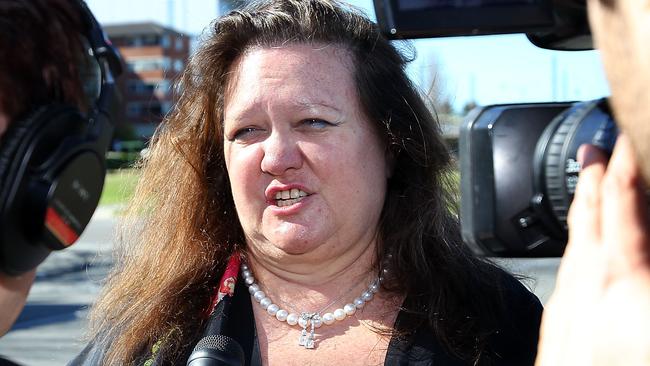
<box><xmin>0</xmin><ymin>0</ymin><xmax>85</xmax><ymax>121</ymax></box>
<box><xmin>89</xmin><ymin>0</ymin><xmax>508</xmax><ymax>363</ymax></box>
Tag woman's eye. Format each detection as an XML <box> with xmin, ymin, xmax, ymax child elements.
<box><xmin>301</xmin><ymin>119</ymin><xmax>334</xmax><ymax>129</ymax></box>
<box><xmin>230</xmin><ymin>127</ymin><xmax>262</xmax><ymax>141</ymax></box>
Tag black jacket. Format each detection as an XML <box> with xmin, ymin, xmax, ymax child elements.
<box><xmin>70</xmin><ymin>273</ymin><xmax>542</xmax><ymax>366</ymax></box>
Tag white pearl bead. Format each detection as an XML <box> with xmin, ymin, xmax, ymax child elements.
<box><xmin>287</xmin><ymin>313</ymin><xmax>299</xmax><ymax>326</ymax></box>
<box><xmin>242</xmin><ymin>269</ymin><xmax>252</xmax><ymax>278</ymax></box>
<box><xmin>333</xmin><ymin>308</ymin><xmax>346</xmax><ymax>321</ymax></box>
<box><xmin>267</xmin><ymin>304</ymin><xmax>279</xmax><ymax>316</ymax></box>
<box><xmin>248</xmin><ymin>284</ymin><xmax>260</xmax><ymax>294</ymax></box>
<box><xmin>322</xmin><ymin>312</ymin><xmax>335</xmax><ymax>325</ymax></box>
<box><xmin>354</xmin><ymin>297</ymin><xmax>365</xmax><ymax>309</ymax></box>
<box><xmin>369</xmin><ymin>280</ymin><xmax>380</xmax><ymax>293</ymax></box>
<box><xmin>298</xmin><ymin>316</ymin><xmax>308</xmax><ymax>328</ymax></box>
<box><xmin>312</xmin><ymin>316</ymin><xmax>323</xmax><ymax>328</ymax></box>
<box><xmin>253</xmin><ymin>290</ymin><xmax>266</xmax><ymax>302</ymax></box>
<box><xmin>260</xmin><ymin>297</ymin><xmax>272</xmax><ymax>309</ymax></box>
<box><xmin>276</xmin><ymin>309</ymin><xmax>288</xmax><ymax>322</ymax></box>
<box><xmin>240</xmin><ymin>264</ymin><xmax>249</xmax><ymax>271</ymax></box>
<box><xmin>343</xmin><ymin>303</ymin><xmax>356</xmax><ymax>316</ymax></box>
<box><xmin>244</xmin><ymin>276</ymin><xmax>255</xmax><ymax>285</ymax></box>
<box><xmin>361</xmin><ymin>291</ymin><xmax>373</xmax><ymax>302</ymax></box>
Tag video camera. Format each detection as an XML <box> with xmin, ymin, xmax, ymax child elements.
<box><xmin>373</xmin><ymin>0</ymin><xmax>618</xmax><ymax>257</ymax></box>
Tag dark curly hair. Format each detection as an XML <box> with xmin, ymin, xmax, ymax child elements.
<box><xmin>0</xmin><ymin>0</ymin><xmax>86</xmax><ymax>121</ymax></box>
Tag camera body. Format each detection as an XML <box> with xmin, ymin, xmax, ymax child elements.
<box><xmin>373</xmin><ymin>0</ymin><xmax>618</xmax><ymax>257</ymax></box>
<box><xmin>373</xmin><ymin>0</ymin><xmax>592</xmax><ymax>50</ymax></box>
<box><xmin>459</xmin><ymin>100</ymin><xmax>616</xmax><ymax>257</ymax></box>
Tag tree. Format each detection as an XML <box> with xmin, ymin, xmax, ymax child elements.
<box><xmin>462</xmin><ymin>100</ymin><xmax>478</xmax><ymax>115</ymax></box>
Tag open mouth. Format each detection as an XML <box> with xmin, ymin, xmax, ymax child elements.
<box><xmin>274</xmin><ymin>188</ymin><xmax>309</xmax><ymax>207</ymax></box>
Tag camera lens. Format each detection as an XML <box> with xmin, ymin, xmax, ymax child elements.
<box><xmin>533</xmin><ymin>98</ymin><xmax>617</xmax><ymax>234</ymax></box>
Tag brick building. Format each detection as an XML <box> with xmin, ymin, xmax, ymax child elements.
<box><xmin>104</xmin><ymin>22</ymin><xmax>190</xmax><ymax>140</ymax></box>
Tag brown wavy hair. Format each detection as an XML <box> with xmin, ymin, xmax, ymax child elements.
<box><xmin>88</xmin><ymin>0</ymin><xmax>509</xmax><ymax>363</ymax></box>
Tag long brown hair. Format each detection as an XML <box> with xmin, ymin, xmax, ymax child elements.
<box><xmin>88</xmin><ymin>0</ymin><xmax>508</xmax><ymax>363</ymax></box>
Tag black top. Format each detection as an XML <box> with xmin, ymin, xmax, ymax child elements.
<box><xmin>225</xmin><ymin>272</ymin><xmax>542</xmax><ymax>366</ymax></box>
<box><xmin>70</xmin><ymin>272</ymin><xmax>542</xmax><ymax>366</ymax></box>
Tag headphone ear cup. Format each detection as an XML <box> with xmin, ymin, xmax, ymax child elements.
<box><xmin>0</xmin><ymin>106</ymin><xmax>56</xmax><ymax>275</ymax></box>
<box><xmin>0</xmin><ymin>104</ymin><xmax>96</xmax><ymax>275</ymax></box>
<box><xmin>0</xmin><ymin>106</ymin><xmax>51</xmax><ymax>195</ymax></box>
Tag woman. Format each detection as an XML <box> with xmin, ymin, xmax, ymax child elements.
<box><xmin>72</xmin><ymin>0</ymin><xmax>542</xmax><ymax>364</ymax></box>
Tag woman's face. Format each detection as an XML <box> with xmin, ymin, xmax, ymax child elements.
<box><xmin>223</xmin><ymin>44</ymin><xmax>390</xmax><ymax>262</ymax></box>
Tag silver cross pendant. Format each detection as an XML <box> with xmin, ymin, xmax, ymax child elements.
<box><xmin>298</xmin><ymin>312</ymin><xmax>318</xmax><ymax>349</ymax></box>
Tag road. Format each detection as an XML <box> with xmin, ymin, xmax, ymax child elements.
<box><xmin>0</xmin><ymin>206</ymin><xmax>117</xmax><ymax>366</ymax></box>
<box><xmin>0</xmin><ymin>208</ymin><xmax>561</xmax><ymax>365</ymax></box>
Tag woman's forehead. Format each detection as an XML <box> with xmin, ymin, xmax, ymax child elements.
<box><xmin>223</xmin><ymin>44</ymin><xmax>358</xmax><ymax>113</ymax></box>
<box><xmin>225</xmin><ymin>43</ymin><xmax>353</xmax><ymax>89</ymax></box>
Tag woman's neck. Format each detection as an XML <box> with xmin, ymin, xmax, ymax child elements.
<box><xmin>243</xmin><ymin>239</ymin><xmax>379</xmax><ymax>314</ymax></box>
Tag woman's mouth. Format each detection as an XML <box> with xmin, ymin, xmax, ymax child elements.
<box><xmin>274</xmin><ymin>188</ymin><xmax>309</xmax><ymax>207</ymax></box>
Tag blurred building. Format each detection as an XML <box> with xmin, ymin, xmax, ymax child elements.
<box><xmin>105</xmin><ymin>22</ymin><xmax>190</xmax><ymax>140</ymax></box>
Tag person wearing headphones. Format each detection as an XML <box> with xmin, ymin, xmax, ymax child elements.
<box><xmin>536</xmin><ymin>0</ymin><xmax>650</xmax><ymax>365</ymax></box>
<box><xmin>0</xmin><ymin>0</ymin><xmax>119</xmax><ymax>337</ymax></box>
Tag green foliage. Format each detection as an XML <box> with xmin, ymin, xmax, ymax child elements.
<box><xmin>99</xmin><ymin>169</ymin><xmax>140</xmax><ymax>206</ymax></box>
<box><xmin>106</xmin><ymin>150</ymin><xmax>141</xmax><ymax>170</ymax></box>
<box><xmin>113</xmin><ymin>122</ymin><xmax>138</xmax><ymax>141</ymax></box>
<box><xmin>444</xmin><ymin>166</ymin><xmax>461</xmax><ymax>214</ymax></box>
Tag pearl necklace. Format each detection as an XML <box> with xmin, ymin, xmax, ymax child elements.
<box><xmin>240</xmin><ymin>263</ymin><xmax>385</xmax><ymax>349</ymax></box>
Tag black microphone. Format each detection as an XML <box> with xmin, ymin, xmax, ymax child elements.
<box><xmin>186</xmin><ymin>334</ymin><xmax>244</xmax><ymax>366</ymax></box>
<box><xmin>187</xmin><ymin>294</ymin><xmax>245</xmax><ymax>366</ymax></box>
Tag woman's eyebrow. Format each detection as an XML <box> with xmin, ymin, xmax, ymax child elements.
<box><xmin>294</xmin><ymin>100</ymin><xmax>344</xmax><ymax>114</ymax></box>
<box><xmin>224</xmin><ymin>100</ymin><xmax>345</xmax><ymax>125</ymax></box>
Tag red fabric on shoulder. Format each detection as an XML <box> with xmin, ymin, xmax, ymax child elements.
<box><xmin>205</xmin><ymin>252</ymin><xmax>241</xmax><ymax>317</ymax></box>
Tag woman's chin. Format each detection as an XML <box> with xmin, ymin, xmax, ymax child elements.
<box><xmin>265</xmin><ymin>237</ymin><xmax>323</xmax><ymax>256</ymax></box>
<box><xmin>259</xmin><ymin>221</ymin><xmax>331</xmax><ymax>254</ymax></box>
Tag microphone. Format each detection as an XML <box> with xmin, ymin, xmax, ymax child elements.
<box><xmin>186</xmin><ymin>334</ymin><xmax>245</xmax><ymax>366</ymax></box>
<box><xmin>186</xmin><ymin>293</ymin><xmax>245</xmax><ymax>366</ymax></box>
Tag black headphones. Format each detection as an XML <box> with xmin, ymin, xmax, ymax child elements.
<box><xmin>0</xmin><ymin>0</ymin><xmax>122</xmax><ymax>275</ymax></box>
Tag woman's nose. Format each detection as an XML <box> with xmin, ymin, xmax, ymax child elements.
<box><xmin>260</xmin><ymin>131</ymin><xmax>303</xmax><ymax>176</ymax></box>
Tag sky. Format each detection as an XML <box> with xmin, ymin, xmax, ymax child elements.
<box><xmin>85</xmin><ymin>0</ymin><xmax>611</xmax><ymax>112</ymax></box>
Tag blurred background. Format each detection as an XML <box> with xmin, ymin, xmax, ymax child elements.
<box><xmin>0</xmin><ymin>0</ymin><xmax>609</xmax><ymax>364</ymax></box>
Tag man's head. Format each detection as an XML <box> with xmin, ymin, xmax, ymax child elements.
<box><xmin>587</xmin><ymin>0</ymin><xmax>650</xmax><ymax>184</ymax></box>
<box><xmin>0</xmin><ymin>0</ymin><xmax>120</xmax><ymax>275</ymax></box>
<box><xmin>0</xmin><ymin>0</ymin><xmax>90</xmax><ymax>335</ymax></box>
<box><xmin>0</xmin><ymin>0</ymin><xmax>89</xmax><ymax>135</ymax></box>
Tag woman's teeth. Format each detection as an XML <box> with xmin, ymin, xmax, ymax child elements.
<box><xmin>274</xmin><ymin>189</ymin><xmax>308</xmax><ymax>207</ymax></box>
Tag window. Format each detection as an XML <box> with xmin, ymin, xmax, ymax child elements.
<box><xmin>162</xmin><ymin>57</ymin><xmax>171</xmax><ymax>70</ymax></box>
<box><xmin>175</xmin><ymin>37</ymin><xmax>184</xmax><ymax>51</ymax></box>
<box><xmin>127</xmin><ymin>102</ymin><xmax>142</xmax><ymax>117</ymax></box>
<box><xmin>127</xmin><ymin>80</ymin><xmax>139</xmax><ymax>93</ymax></box>
<box><xmin>174</xmin><ymin>59</ymin><xmax>184</xmax><ymax>72</ymax></box>
<box><xmin>162</xmin><ymin>35</ymin><xmax>171</xmax><ymax>49</ymax></box>
<box><xmin>147</xmin><ymin>102</ymin><xmax>162</xmax><ymax>116</ymax></box>
<box><xmin>156</xmin><ymin>80</ymin><xmax>170</xmax><ymax>96</ymax></box>
<box><xmin>141</xmin><ymin>35</ymin><xmax>160</xmax><ymax>46</ymax></box>
<box><xmin>162</xmin><ymin>101</ymin><xmax>173</xmax><ymax>114</ymax></box>
<box><xmin>125</xmin><ymin>57</ymin><xmax>171</xmax><ymax>72</ymax></box>
<box><xmin>127</xmin><ymin>80</ymin><xmax>159</xmax><ymax>94</ymax></box>
<box><xmin>142</xmin><ymin>81</ymin><xmax>156</xmax><ymax>93</ymax></box>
